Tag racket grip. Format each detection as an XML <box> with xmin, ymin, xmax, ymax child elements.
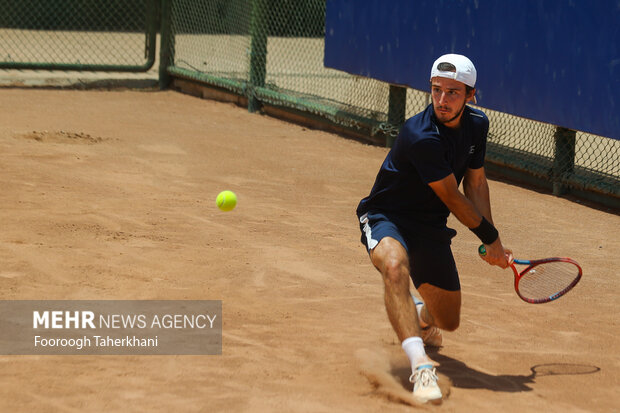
<box><xmin>478</xmin><ymin>244</ymin><xmax>487</xmax><ymax>256</ymax></box>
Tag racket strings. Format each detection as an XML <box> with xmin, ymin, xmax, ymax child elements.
<box><xmin>517</xmin><ymin>261</ymin><xmax>580</xmax><ymax>300</ymax></box>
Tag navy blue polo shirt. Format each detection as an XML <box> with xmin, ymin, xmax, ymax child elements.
<box><xmin>356</xmin><ymin>104</ymin><xmax>488</xmax><ymax>241</ymax></box>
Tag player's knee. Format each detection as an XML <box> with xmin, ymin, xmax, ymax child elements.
<box><xmin>382</xmin><ymin>257</ymin><xmax>408</xmax><ymax>287</ymax></box>
<box><xmin>443</xmin><ymin>317</ymin><xmax>460</xmax><ymax>332</ymax></box>
<box><xmin>437</xmin><ymin>314</ymin><xmax>460</xmax><ymax>331</ymax></box>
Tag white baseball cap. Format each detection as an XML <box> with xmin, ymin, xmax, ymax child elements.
<box><xmin>430</xmin><ymin>54</ymin><xmax>477</xmax><ymax>88</ymax></box>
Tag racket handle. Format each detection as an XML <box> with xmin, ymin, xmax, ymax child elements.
<box><xmin>479</xmin><ymin>244</ymin><xmax>517</xmax><ymax>264</ymax></box>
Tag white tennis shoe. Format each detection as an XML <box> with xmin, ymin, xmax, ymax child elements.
<box><xmin>410</xmin><ymin>363</ymin><xmax>442</xmax><ymax>404</ymax></box>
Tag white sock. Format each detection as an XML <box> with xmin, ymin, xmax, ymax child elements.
<box><xmin>402</xmin><ymin>336</ymin><xmax>427</xmax><ymax>368</ymax></box>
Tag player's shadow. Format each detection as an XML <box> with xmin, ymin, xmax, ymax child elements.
<box><xmin>393</xmin><ymin>350</ymin><xmax>600</xmax><ymax>393</ymax></box>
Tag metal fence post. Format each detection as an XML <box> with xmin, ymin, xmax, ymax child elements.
<box><xmin>159</xmin><ymin>0</ymin><xmax>175</xmax><ymax>89</ymax></box>
<box><xmin>145</xmin><ymin>0</ymin><xmax>158</xmax><ymax>69</ymax></box>
<box><xmin>552</xmin><ymin>126</ymin><xmax>577</xmax><ymax>195</ymax></box>
<box><xmin>248</xmin><ymin>0</ymin><xmax>268</xmax><ymax>113</ymax></box>
<box><xmin>386</xmin><ymin>85</ymin><xmax>407</xmax><ymax>147</ymax></box>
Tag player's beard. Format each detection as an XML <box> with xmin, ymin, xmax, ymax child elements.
<box><xmin>434</xmin><ymin>100</ymin><xmax>467</xmax><ymax>126</ymax></box>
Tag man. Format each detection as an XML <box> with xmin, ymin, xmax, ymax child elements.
<box><xmin>356</xmin><ymin>54</ymin><xmax>511</xmax><ymax>404</ymax></box>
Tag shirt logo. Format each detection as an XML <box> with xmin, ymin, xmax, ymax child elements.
<box><xmin>469</xmin><ymin>145</ymin><xmax>476</xmax><ymax>154</ymax></box>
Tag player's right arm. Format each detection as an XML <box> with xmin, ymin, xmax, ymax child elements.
<box><xmin>428</xmin><ymin>173</ymin><xmax>509</xmax><ymax>268</ymax></box>
<box><xmin>406</xmin><ymin>134</ymin><xmax>508</xmax><ymax>267</ymax></box>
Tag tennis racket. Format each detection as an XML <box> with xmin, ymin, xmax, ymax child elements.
<box><xmin>478</xmin><ymin>245</ymin><xmax>582</xmax><ymax>304</ymax></box>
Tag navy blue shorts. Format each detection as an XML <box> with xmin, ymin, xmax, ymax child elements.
<box><xmin>358</xmin><ymin>211</ymin><xmax>460</xmax><ymax>291</ymax></box>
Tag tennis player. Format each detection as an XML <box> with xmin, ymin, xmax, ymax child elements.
<box><xmin>356</xmin><ymin>54</ymin><xmax>512</xmax><ymax>404</ymax></box>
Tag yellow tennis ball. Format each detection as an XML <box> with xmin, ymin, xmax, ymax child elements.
<box><xmin>216</xmin><ymin>190</ymin><xmax>237</xmax><ymax>211</ymax></box>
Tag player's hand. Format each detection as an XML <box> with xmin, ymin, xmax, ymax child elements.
<box><xmin>480</xmin><ymin>239</ymin><xmax>511</xmax><ymax>269</ymax></box>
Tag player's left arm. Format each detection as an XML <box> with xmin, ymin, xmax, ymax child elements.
<box><xmin>463</xmin><ymin>166</ymin><xmax>513</xmax><ymax>262</ymax></box>
<box><xmin>462</xmin><ymin>166</ymin><xmax>493</xmax><ymax>224</ymax></box>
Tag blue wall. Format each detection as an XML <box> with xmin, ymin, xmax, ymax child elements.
<box><xmin>325</xmin><ymin>0</ymin><xmax>620</xmax><ymax>140</ymax></box>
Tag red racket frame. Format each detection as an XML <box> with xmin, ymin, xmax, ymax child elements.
<box><xmin>511</xmin><ymin>257</ymin><xmax>582</xmax><ymax>304</ymax></box>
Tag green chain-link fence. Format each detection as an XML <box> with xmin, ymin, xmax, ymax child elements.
<box><xmin>0</xmin><ymin>0</ymin><xmax>158</xmax><ymax>71</ymax></box>
<box><xmin>1</xmin><ymin>0</ymin><xmax>617</xmax><ymax>208</ymax></box>
<box><xmin>160</xmin><ymin>0</ymin><xmax>618</xmax><ymax>207</ymax></box>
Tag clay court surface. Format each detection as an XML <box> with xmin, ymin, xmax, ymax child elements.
<box><xmin>0</xmin><ymin>89</ymin><xmax>617</xmax><ymax>412</ymax></box>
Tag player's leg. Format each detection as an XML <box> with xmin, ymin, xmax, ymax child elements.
<box><xmin>369</xmin><ymin>237</ymin><xmax>422</xmax><ymax>341</ymax></box>
<box><xmin>359</xmin><ymin>212</ymin><xmax>442</xmax><ymax>403</ymax></box>
<box><xmin>359</xmin><ymin>213</ymin><xmax>425</xmax><ymax>343</ymax></box>
<box><xmin>416</xmin><ymin>284</ymin><xmax>461</xmax><ymax>331</ymax></box>
<box><xmin>409</xmin><ymin>241</ymin><xmax>462</xmax><ymax>333</ymax></box>
<box><xmin>369</xmin><ymin>237</ymin><xmax>442</xmax><ymax>404</ymax></box>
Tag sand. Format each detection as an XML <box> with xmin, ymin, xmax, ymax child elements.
<box><xmin>0</xmin><ymin>89</ymin><xmax>617</xmax><ymax>412</ymax></box>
